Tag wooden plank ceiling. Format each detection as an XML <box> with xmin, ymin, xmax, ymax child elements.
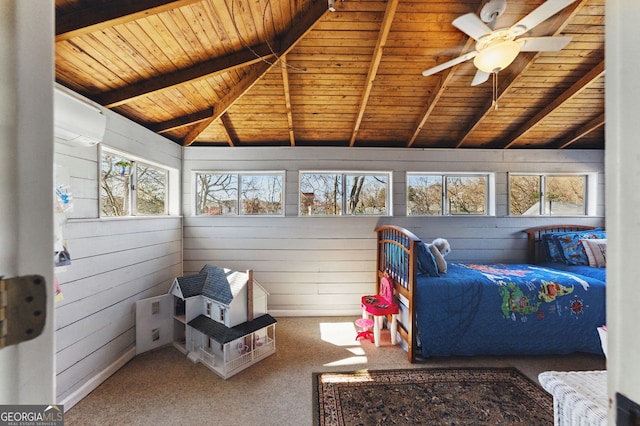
<box><xmin>55</xmin><ymin>0</ymin><xmax>605</xmax><ymax>149</ymax></box>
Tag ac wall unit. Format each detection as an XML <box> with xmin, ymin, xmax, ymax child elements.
<box><xmin>54</xmin><ymin>87</ymin><xmax>106</xmax><ymax>146</ymax></box>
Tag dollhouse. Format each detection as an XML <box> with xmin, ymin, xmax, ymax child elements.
<box><xmin>136</xmin><ymin>265</ymin><xmax>276</xmax><ymax>379</ymax></box>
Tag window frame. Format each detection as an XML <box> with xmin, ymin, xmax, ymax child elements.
<box><xmin>406</xmin><ymin>172</ymin><xmax>495</xmax><ymax>216</ymax></box>
<box><xmin>100</xmin><ymin>146</ymin><xmax>174</xmax><ymax>218</ymax></box>
<box><xmin>298</xmin><ymin>170</ymin><xmax>392</xmax><ymax>216</ymax></box>
<box><xmin>193</xmin><ymin>171</ymin><xmax>285</xmax><ymax>216</ymax></box>
<box><xmin>508</xmin><ymin>172</ymin><xmax>596</xmax><ymax>216</ymax></box>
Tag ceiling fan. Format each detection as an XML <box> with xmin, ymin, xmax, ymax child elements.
<box><xmin>422</xmin><ymin>0</ymin><xmax>576</xmax><ymax>86</ymax></box>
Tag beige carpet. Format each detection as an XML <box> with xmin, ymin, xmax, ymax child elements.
<box><xmin>64</xmin><ymin>316</ymin><xmax>605</xmax><ymax>426</ymax></box>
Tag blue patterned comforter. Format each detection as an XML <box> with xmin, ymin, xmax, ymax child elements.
<box><xmin>415</xmin><ymin>263</ymin><xmax>606</xmax><ymax>357</ymax></box>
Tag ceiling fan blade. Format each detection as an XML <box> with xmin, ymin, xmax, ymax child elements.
<box><xmin>511</xmin><ymin>0</ymin><xmax>577</xmax><ymax>36</ymax></box>
<box><xmin>452</xmin><ymin>13</ymin><xmax>493</xmax><ymax>40</ymax></box>
<box><xmin>518</xmin><ymin>36</ymin><xmax>572</xmax><ymax>51</ymax></box>
<box><xmin>471</xmin><ymin>70</ymin><xmax>490</xmax><ymax>86</ymax></box>
<box><xmin>422</xmin><ymin>51</ymin><xmax>478</xmax><ymax>77</ymax></box>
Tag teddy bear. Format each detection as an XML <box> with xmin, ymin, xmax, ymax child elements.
<box><xmin>427</xmin><ymin>238</ymin><xmax>450</xmax><ymax>273</ymax></box>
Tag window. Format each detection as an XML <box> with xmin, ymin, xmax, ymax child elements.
<box><xmin>407</xmin><ymin>173</ymin><xmax>492</xmax><ymax>216</ymax></box>
<box><xmin>206</xmin><ymin>301</ymin><xmax>212</xmax><ymax>318</ymax></box>
<box><xmin>195</xmin><ymin>172</ymin><xmax>283</xmax><ymax>215</ymax></box>
<box><xmin>509</xmin><ymin>174</ymin><xmax>587</xmax><ymax>216</ymax></box>
<box><xmin>299</xmin><ymin>172</ymin><xmax>390</xmax><ymax>216</ymax></box>
<box><xmin>100</xmin><ymin>148</ymin><xmax>170</xmax><ymax>217</ymax></box>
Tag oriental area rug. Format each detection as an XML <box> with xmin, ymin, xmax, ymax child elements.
<box><xmin>313</xmin><ymin>367</ymin><xmax>553</xmax><ymax>426</ymax></box>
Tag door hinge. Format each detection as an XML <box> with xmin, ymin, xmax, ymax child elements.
<box><xmin>0</xmin><ymin>275</ymin><xmax>46</xmax><ymax>349</ymax></box>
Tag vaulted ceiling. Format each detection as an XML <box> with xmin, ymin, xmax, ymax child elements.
<box><xmin>54</xmin><ymin>0</ymin><xmax>605</xmax><ymax>149</ymax></box>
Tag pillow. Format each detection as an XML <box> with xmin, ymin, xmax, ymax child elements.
<box><xmin>552</xmin><ymin>229</ymin><xmax>606</xmax><ymax>265</ymax></box>
<box><xmin>429</xmin><ymin>244</ymin><xmax>447</xmax><ymax>274</ymax></box>
<box><xmin>416</xmin><ymin>242</ymin><xmax>439</xmax><ymax>277</ymax></box>
<box><xmin>582</xmin><ymin>238</ymin><xmax>607</xmax><ymax>268</ymax></box>
<box><xmin>541</xmin><ymin>233</ymin><xmax>563</xmax><ymax>262</ymax></box>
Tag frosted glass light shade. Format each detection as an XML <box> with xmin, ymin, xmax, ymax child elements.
<box><xmin>473</xmin><ymin>40</ymin><xmax>521</xmax><ymax>73</ymax></box>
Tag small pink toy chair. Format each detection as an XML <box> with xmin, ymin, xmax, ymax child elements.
<box><xmin>355</xmin><ymin>317</ymin><xmax>375</xmax><ymax>343</ymax></box>
<box><xmin>361</xmin><ymin>274</ymin><xmax>399</xmax><ymax>347</ymax></box>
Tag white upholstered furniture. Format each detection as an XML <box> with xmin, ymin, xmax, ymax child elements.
<box><xmin>538</xmin><ymin>370</ymin><xmax>608</xmax><ymax>426</ymax></box>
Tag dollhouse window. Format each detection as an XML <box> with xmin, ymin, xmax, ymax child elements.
<box><xmin>152</xmin><ymin>301</ymin><xmax>160</xmax><ymax>315</ymax></box>
<box><xmin>206</xmin><ymin>301</ymin><xmax>212</xmax><ymax>318</ymax></box>
<box><xmin>152</xmin><ymin>328</ymin><xmax>160</xmax><ymax>342</ymax></box>
<box><xmin>220</xmin><ymin>309</ymin><xmax>225</xmax><ymax>322</ymax></box>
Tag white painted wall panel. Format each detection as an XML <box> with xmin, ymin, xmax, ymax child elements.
<box><xmin>53</xmin><ymin>98</ymin><xmax>183</xmax><ymax>405</ymax></box>
<box><xmin>183</xmin><ymin>147</ymin><xmax>604</xmax><ymax>316</ymax></box>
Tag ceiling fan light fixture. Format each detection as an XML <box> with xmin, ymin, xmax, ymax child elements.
<box><xmin>473</xmin><ymin>39</ymin><xmax>521</xmax><ymax>73</ymax></box>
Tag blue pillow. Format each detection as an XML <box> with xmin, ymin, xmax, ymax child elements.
<box><xmin>541</xmin><ymin>233</ymin><xmax>563</xmax><ymax>262</ymax></box>
<box><xmin>416</xmin><ymin>242</ymin><xmax>439</xmax><ymax>277</ymax></box>
<box><xmin>552</xmin><ymin>229</ymin><xmax>606</xmax><ymax>265</ymax></box>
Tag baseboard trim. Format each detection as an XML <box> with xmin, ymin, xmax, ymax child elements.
<box><xmin>58</xmin><ymin>347</ymin><xmax>136</xmax><ymax>410</ymax></box>
<box><xmin>269</xmin><ymin>309</ymin><xmax>361</xmax><ymax>317</ymax></box>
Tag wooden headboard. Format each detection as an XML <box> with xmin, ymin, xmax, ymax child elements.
<box><xmin>522</xmin><ymin>224</ymin><xmax>598</xmax><ymax>264</ymax></box>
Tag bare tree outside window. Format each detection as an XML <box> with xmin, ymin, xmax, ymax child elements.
<box><xmin>196</xmin><ymin>173</ymin><xmax>283</xmax><ymax>215</ymax></box>
<box><xmin>101</xmin><ymin>151</ymin><xmax>168</xmax><ymax>217</ymax></box>
<box><xmin>509</xmin><ymin>175</ymin><xmax>541</xmax><ymax>215</ymax></box>
<box><xmin>346</xmin><ymin>174</ymin><xmax>387</xmax><ymax>215</ymax></box>
<box><xmin>241</xmin><ymin>175</ymin><xmax>283</xmax><ymax>215</ymax></box>
<box><xmin>447</xmin><ymin>176</ymin><xmax>487</xmax><ymax>215</ymax></box>
<box><xmin>101</xmin><ymin>153</ymin><xmax>131</xmax><ymax>216</ymax></box>
<box><xmin>196</xmin><ymin>173</ymin><xmax>238</xmax><ymax>215</ymax></box>
<box><xmin>407</xmin><ymin>175</ymin><xmax>443</xmax><ymax>215</ymax></box>
<box><xmin>300</xmin><ymin>172</ymin><xmax>389</xmax><ymax>216</ymax></box>
<box><xmin>299</xmin><ymin>173</ymin><xmax>342</xmax><ymax>215</ymax></box>
<box><xmin>509</xmin><ymin>174</ymin><xmax>586</xmax><ymax>215</ymax></box>
<box><xmin>407</xmin><ymin>174</ymin><xmax>488</xmax><ymax>216</ymax></box>
<box><xmin>136</xmin><ymin>164</ymin><xmax>167</xmax><ymax>215</ymax></box>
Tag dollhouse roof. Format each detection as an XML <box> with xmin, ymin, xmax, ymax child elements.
<box><xmin>175</xmin><ymin>273</ymin><xmax>208</xmax><ymax>298</ymax></box>
<box><xmin>174</xmin><ymin>265</ymin><xmax>251</xmax><ymax>306</ymax></box>
<box><xmin>188</xmin><ymin>313</ymin><xmax>277</xmax><ymax>344</ymax></box>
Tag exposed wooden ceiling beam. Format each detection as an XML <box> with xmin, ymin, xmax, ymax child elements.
<box><xmin>55</xmin><ymin>0</ymin><xmax>202</xmax><ymax>42</ymax></box>
<box><xmin>348</xmin><ymin>0</ymin><xmax>399</xmax><ymax>147</ymax></box>
<box><xmin>406</xmin><ymin>1</ymin><xmax>489</xmax><ymax>148</ymax></box>
<box><xmin>219</xmin><ymin>114</ymin><xmax>237</xmax><ymax>147</ymax></box>
<box><xmin>182</xmin><ymin>0</ymin><xmax>330</xmax><ymax>145</ymax></box>
<box><xmin>501</xmin><ymin>60</ymin><xmax>604</xmax><ymax>149</ymax></box>
<box><xmin>151</xmin><ymin>107</ymin><xmax>214</xmax><ymax>134</ymax></box>
<box><xmin>96</xmin><ymin>43</ymin><xmax>278</xmax><ymax>108</ymax></box>
<box><xmin>280</xmin><ymin>55</ymin><xmax>296</xmax><ymax>147</ymax></box>
<box><xmin>183</xmin><ymin>62</ymin><xmax>271</xmax><ymax>146</ymax></box>
<box><xmin>554</xmin><ymin>112</ymin><xmax>605</xmax><ymax>149</ymax></box>
<box><xmin>455</xmin><ymin>0</ymin><xmax>587</xmax><ymax>148</ymax></box>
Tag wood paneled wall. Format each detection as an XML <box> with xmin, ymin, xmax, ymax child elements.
<box><xmin>54</xmin><ymin>107</ymin><xmax>182</xmax><ymax>405</ymax></box>
<box><xmin>183</xmin><ymin>147</ymin><xmax>604</xmax><ymax>316</ymax></box>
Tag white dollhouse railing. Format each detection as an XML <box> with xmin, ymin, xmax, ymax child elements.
<box><xmin>191</xmin><ymin>335</ymin><xmax>276</xmax><ymax>379</ymax></box>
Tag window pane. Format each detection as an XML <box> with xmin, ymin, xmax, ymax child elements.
<box><xmin>546</xmin><ymin>176</ymin><xmax>585</xmax><ymax>215</ymax></box>
<box><xmin>300</xmin><ymin>173</ymin><xmax>342</xmax><ymax>215</ymax></box>
<box><xmin>196</xmin><ymin>173</ymin><xmax>238</xmax><ymax>215</ymax></box>
<box><xmin>136</xmin><ymin>163</ymin><xmax>167</xmax><ymax>215</ymax></box>
<box><xmin>345</xmin><ymin>174</ymin><xmax>387</xmax><ymax>215</ymax></box>
<box><xmin>509</xmin><ymin>175</ymin><xmax>541</xmax><ymax>215</ymax></box>
<box><xmin>407</xmin><ymin>175</ymin><xmax>442</xmax><ymax>215</ymax></box>
<box><xmin>240</xmin><ymin>174</ymin><xmax>283</xmax><ymax>215</ymax></box>
<box><xmin>446</xmin><ymin>176</ymin><xmax>486</xmax><ymax>215</ymax></box>
<box><xmin>101</xmin><ymin>153</ymin><xmax>131</xmax><ymax>216</ymax></box>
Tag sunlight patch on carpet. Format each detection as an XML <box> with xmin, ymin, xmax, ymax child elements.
<box><xmin>319</xmin><ymin>322</ymin><xmax>369</xmax><ymax>367</ymax></box>
<box><xmin>319</xmin><ymin>322</ymin><xmax>360</xmax><ymax>347</ymax></box>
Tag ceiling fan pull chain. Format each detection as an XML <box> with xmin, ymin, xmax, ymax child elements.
<box><xmin>492</xmin><ymin>72</ymin><xmax>499</xmax><ymax>110</ymax></box>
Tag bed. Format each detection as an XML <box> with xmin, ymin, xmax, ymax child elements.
<box><xmin>375</xmin><ymin>225</ymin><xmax>606</xmax><ymax>362</ymax></box>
